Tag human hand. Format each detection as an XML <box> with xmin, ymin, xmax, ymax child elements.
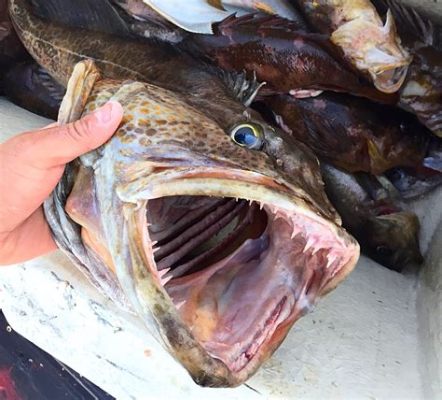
<box><xmin>0</xmin><ymin>101</ymin><xmax>123</xmax><ymax>265</ymax></box>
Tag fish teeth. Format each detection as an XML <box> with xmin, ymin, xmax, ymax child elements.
<box><xmin>326</xmin><ymin>254</ymin><xmax>337</xmax><ymax>269</ymax></box>
<box><xmin>303</xmin><ymin>237</ymin><xmax>315</xmax><ymax>253</ymax></box>
<box><xmin>175</xmin><ymin>300</ymin><xmax>186</xmax><ymax>310</ymax></box>
<box><xmin>158</xmin><ymin>268</ymin><xmax>171</xmax><ymax>278</ymax></box>
<box><xmin>161</xmin><ymin>274</ymin><xmax>173</xmax><ymax>286</ymax></box>
<box><xmin>259</xmin><ymin>202</ymin><xmax>264</xmax><ymax>210</ymax></box>
<box><xmin>311</xmin><ymin>246</ymin><xmax>321</xmax><ymax>255</ymax></box>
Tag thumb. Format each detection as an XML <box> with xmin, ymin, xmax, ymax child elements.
<box><xmin>20</xmin><ymin>101</ymin><xmax>124</xmax><ymax>168</ymax></box>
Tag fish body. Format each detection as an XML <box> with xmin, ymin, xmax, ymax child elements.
<box><xmin>183</xmin><ymin>13</ymin><xmax>395</xmax><ymax>103</ymax></box>
<box><xmin>294</xmin><ymin>0</ymin><xmax>411</xmax><ymax>93</ymax></box>
<box><xmin>320</xmin><ymin>163</ymin><xmax>422</xmax><ymax>271</ymax></box>
<box><xmin>263</xmin><ymin>92</ymin><xmax>429</xmax><ymax>175</ymax></box>
<box><xmin>43</xmin><ymin>60</ymin><xmax>359</xmax><ymax>386</ymax></box>
<box><xmin>3</xmin><ymin>61</ymin><xmax>65</xmax><ymax>119</ymax></box>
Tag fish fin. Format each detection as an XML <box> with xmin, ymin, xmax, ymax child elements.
<box><xmin>214</xmin><ymin>12</ymin><xmax>307</xmax><ymax>35</ymax></box>
<box><xmin>367</xmin><ymin>140</ymin><xmax>391</xmax><ymax>174</ymax></box>
<box><xmin>217</xmin><ymin>69</ymin><xmax>266</xmax><ymax>107</ymax></box>
<box><xmin>28</xmin><ymin>0</ymin><xmax>130</xmax><ymax>36</ymax></box>
<box><xmin>58</xmin><ymin>60</ymin><xmax>101</xmax><ymax>125</ymax></box>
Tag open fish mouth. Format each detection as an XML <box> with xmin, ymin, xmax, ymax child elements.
<box><xmin>118</xmin><ymin>170</ymin><xmax>359</xmax><ymax>385</ymax></box>
<box><xmin>149</xmin><ymin>195</ymin><xmax>346</xmax><ymax>370</ymax></box>
<box><xmin>371</xmin><ymin>64</ymin><xmax>409</xmax><ymax>93</ymax></box>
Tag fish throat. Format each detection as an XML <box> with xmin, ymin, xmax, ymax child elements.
<box><xmin>144</xmin><ymin>194</ymin><xmax>348</xmax><ymax>372</ymax></box>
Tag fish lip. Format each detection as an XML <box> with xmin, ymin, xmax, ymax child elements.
<box><xmin>370</xmin><ymin>64</ymin><xmax>410</xmax><ymax>93</ymax></box>
<box><xmin>117</xmin><ymin>167</ymin><xmax>359</xmax><ymax>386</ymax></box>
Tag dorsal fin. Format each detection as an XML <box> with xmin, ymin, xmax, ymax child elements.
<box><xmin>214</xmin><ymin>12</ymin><xmax>307</xmax><ymax>35</ymax></box>
<box><xmin>28</xmin><ymin>0</ymin><xmax>130</xmax><ymax>37</ymax></box>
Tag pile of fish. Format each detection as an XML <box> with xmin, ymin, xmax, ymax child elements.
<box><xmin>1</xmin><ymin>0</ymin><xmax>441</xmax><ymax>388</ymax></box>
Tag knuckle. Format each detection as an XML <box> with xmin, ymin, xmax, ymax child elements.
<box><xmin>64</xmin><ymin>118</ymin><xmax>95</xmax><ymax>152</ymax></box>
<box><xmin>67</xmin><ymin>119</ymin><xmax>90</xmax><ymax>141</ymax></box>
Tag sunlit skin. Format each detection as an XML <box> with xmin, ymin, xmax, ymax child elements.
<box><xmin>0</xmin><ymin>101</ymin><xmax>123</xmax><ymax>265</ymax></box>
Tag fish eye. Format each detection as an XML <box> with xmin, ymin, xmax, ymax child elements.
<box><xmin>376</xmin><ymin>245</ymin><xmax>393</xmax><ymax>257</ymax></box>
<box><xmin>230</xmin><ymin>123</ymin><xmax>264</xmax><ymax>150</ymax></box>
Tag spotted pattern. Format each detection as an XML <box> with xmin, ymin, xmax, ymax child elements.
<box><xmin>84</xmin><ymin>79</ymin><xmax>282</xmax><ymax>179</ymax></box>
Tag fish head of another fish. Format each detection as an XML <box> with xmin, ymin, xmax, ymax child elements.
<box><xmin>51</xmin><ymin>63</ymin><xmax>360</xmax><ymax>387</ymax></box>
<box><xmin>331</xmin><ymin>10</ymin><xmax>411</xmax><ymax>93</ymax></box>
<box><xmin>362</xmin><ymin>211</ymin><xmax>423</xmax><ymax>271</ymax></box>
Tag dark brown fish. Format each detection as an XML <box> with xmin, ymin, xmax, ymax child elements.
<box><xmin>321</xmin><ymin>163</ymin><xmax>423</xmax><ymax>271</ymax></box>
<box><xmin>261</xmin><ymin>92</ymin><xmax>430</xmax><ymax>175</ymax></box>
<box><xmin>182</xmin><ymin>13</ymin><xmax>396</xmax><ymax>103</ymax></box>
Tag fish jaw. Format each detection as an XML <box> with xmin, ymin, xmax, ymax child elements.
<box><xmin>76</xmin><ymin>161</ymin><xmax>359</xmax><ymax>386</ymax></box>
<box><xmin>331</xmin><ymin>10</ymin><xmax>411</xmax><ymax>93</ymax></box>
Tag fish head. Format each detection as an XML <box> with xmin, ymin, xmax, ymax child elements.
<box><xmin>363</xmin><ymin>211</ymin><xmax>423</xmax><ymax>271</ymax></box>
<box><xmin>331</xmin><ymin>10</ymin><xmax>411</xmax><ymax>93</ymax></box>
<box><xmin>54</xmin><ymin>75</ymin><xmax>359</xmax><ymax>387</ymax></box>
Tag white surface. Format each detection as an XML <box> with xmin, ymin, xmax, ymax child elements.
<box><xmin>0</xmin><ymin>98</ymin><xmax>441</xmax><ymax>399</ymax></box>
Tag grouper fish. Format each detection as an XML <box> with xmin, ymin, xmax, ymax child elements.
<box><xmin>46</xmin><ymin>59</ymin><xmax>359</xmax><ymax>386</ymax></box>
<box><xmin>9</xmin><ymin>0</ymin><xmax>360</xmax><ymax>387</ymax></box>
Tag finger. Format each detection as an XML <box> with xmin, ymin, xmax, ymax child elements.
<box><xmin>41</xmin><ymin>122</ymin><xmax>59</xmax><ymax>129</ymax></box>
<box><xmin>0</xmin><ymin>207</ymin><xmax>57</xmax><ymax>265</ymax></box>
<box><xmin>10</xmin><ymin>101</ymin><xmax>123</xmax><ymax>169</ymax></box>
